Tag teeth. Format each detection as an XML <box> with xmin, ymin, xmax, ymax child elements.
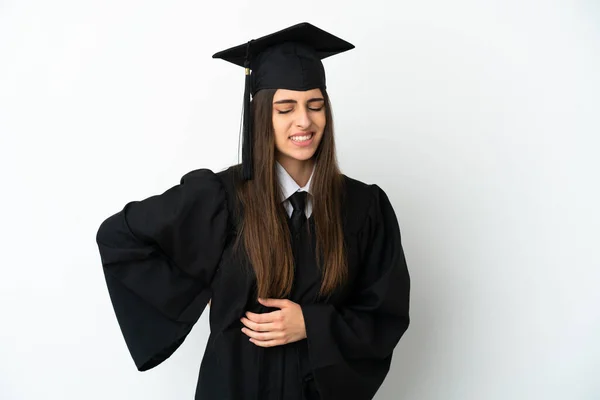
<box><xmin>291</xmin><ymin>134</ymin><xmax>313</xmax><ymax>141</ymax></box>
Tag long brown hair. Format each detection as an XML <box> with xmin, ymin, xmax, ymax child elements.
<box><xmin>234</xmin><ymin>88</ymin><xmax>347</xmax><ymax>299</ymax></box>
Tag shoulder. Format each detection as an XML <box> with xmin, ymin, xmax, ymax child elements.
<box><xmin>341</xmin><ymin>174</ymin><xmax>373</xmax><ymax>198</ymax></box>
<box><xmin>340</xmin><ymin>174</ymin><xmax>392</xmax><ymax>234</ymax></box>
<box><xmin>179</xmin><ymin>164</ymin><xmax>242</xmax><ymax>225</ymax></box>
<box><xmin>341</xmin><ymin>174</ymin><xmax>401</xmax><ymax>249</ymax></box>
<box><xmin>179</xmin><ymin>164</ymin><xmax>242</xmax><ymax>189</ymax></box>
<box><xmin>341</xmin><ymin>173</ymin><xmax>389</xmax><ymax>207</ymax></box>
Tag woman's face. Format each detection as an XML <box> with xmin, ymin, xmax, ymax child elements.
<box><xmin>272</xmin><ymin>88</ymin><xmax>326</xmax><ymax>165</ymax></box>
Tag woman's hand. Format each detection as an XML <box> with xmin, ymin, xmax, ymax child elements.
<box><xmin>240</xmin><ymin>298</ymin><xmax>306</xmax><ymax>347</ymax></box>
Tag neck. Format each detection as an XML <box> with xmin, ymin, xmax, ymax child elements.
<box><xmin>277</xmin><ymin>156</ymin><xmax>315</xmax><ymax>188</ymax></box>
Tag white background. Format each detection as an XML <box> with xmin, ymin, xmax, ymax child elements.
<box><xmin>1</xmin><ymin>0</ymin><xmax>599</xmax><ymax>399</ymax></box>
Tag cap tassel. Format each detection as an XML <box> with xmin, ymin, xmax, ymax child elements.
<box><xmin>241</xmin><ymin>41</ymin><xmax>254</xmax><ymax>181</ymax></box>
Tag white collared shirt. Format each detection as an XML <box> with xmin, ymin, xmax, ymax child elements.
<box><xmin>276</xmin><ymin>161</ymin><xmax>314</xmax><ymax>218</ymax></box>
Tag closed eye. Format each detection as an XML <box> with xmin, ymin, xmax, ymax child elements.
<box><xmin>276</xmin><ymin>107</ymin><xmax>323</xmax><ymax>114</ymax></box>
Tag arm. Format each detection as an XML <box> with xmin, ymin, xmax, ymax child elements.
<box><xmin>96</xmin><ymin>169</ymin><xmax>229</xmax><ymax>370</ymax></box>
<box><xmin>301</xmin><ymin>184</ymin><xmax>410</xmax><ymax>370</ymax></box>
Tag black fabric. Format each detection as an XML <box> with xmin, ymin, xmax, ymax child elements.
<box><xmin>249</xmin><ymin>42</ymin><xmax>326</xmax><ymax>95</ymax></box>
<box><xmin>212</xmin><ymin>22</ymin><xmax>354</xmax><ymax>94</ymax></box>
<box><xmin>96</xmin><ymin>164</ymin><xmax>410</xmax><ymax>400</ymax></box>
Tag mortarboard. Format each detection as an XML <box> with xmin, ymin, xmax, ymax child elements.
<box><xmin>212</xmin><ymin>22</ymin><xmax>355</xmax><ymax>181</ymax></box>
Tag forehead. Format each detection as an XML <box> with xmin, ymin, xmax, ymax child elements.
<box><xmin>273</xmin><ymin>88</ymin><xmax>323</xmax><ymax>101</ymax></box>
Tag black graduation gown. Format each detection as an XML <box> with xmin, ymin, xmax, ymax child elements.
<box><xmin>96</xmin><ymin>165</ymin><xmax>410</xmax><ymax>400</ymax></box>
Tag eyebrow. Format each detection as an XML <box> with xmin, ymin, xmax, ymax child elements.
<box><xmin>273</xmin><ymin>97</ymin><xmax>325</xmax><ymax>105</ymax></box>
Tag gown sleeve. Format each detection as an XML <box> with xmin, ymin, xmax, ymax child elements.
<box><xmin>300</xmin><ymin>184</ymin><xmax>410</xmax><ymax>396</ymax></box>
<box><xmin>95</xmin><ymin>169</ymin><xmax>229</xmax><ymax>371</ymax></box>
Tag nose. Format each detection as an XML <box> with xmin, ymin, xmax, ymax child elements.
<box><xmin>295</xmin><ymin>107</ymin><xmax>311</xmax><ymax>129</ymax></box>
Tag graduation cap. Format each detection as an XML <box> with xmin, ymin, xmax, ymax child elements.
<box><xmin>212</xmin><ymin>22</ymin><xmax>355</xmax><ymax>181</ymax></box>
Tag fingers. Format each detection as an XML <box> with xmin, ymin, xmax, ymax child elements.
<box><xmin>241</xmin><ymin>298</ymin><xmax>297</xmax><ymax>348</ymax></box>
<box><xmin>240</xmin><ymin>317</ymin><xmax>280</xmax><ymax>332</ymax></box>
<box><xmin>243</xmin><ymin>326</ymin><xmax>287</xmax><ymax>347</ymax></box>
<box><xmin>245</xmin><ymin>310</ymin><xmax>283</xmax><ymax>323</ymax></box>
<box><xmin>241</xmin><ymin>327</ymin><xmax>285</xmax><ymax>342</ymax></box>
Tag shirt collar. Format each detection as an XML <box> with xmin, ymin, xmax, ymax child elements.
<box><xmin>276</xmin><ymin>161</ymin><xmax>314</xmax><ymax>202</ymax></box>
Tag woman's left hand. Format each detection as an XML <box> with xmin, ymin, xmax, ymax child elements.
<box><xmin>241</xmin><ymin>298</ymin><xmax>307</xmax><ymax>347</ymax></box>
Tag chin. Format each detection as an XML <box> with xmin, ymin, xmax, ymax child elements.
<box><xmin>280</xmin><ymin>150</ymin><xmax>317</xmax><ymax>163</ymax></box>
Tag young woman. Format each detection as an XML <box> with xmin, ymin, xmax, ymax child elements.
<box><xmin>96</xmin><ymin>22</ymin><xmax>410</xmax><ymax>400</ymax></box>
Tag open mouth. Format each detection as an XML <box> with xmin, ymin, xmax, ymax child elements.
<box><xmin>289</xmin><ymin>132</ymin><xmax>314</xmax><ymax>144</ymax></box>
